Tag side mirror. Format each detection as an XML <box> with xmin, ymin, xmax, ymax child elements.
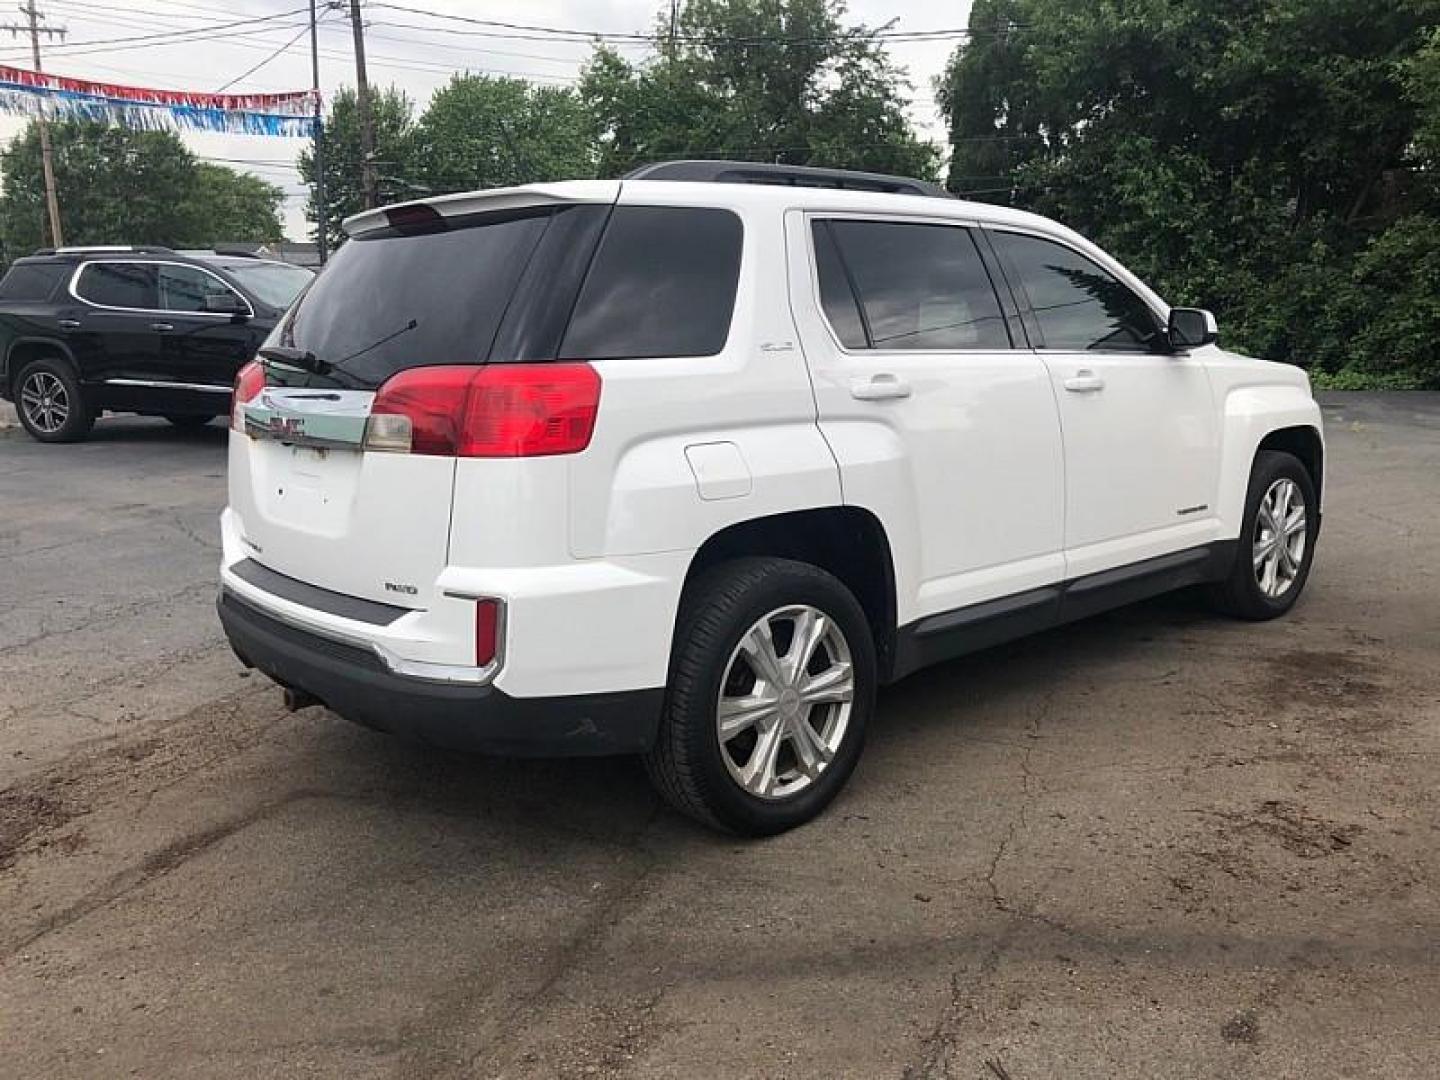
<box><xmin>1167</xmin><ymin>307</ymin><xmax>1218</xmax><ymax>350</ymax></box>
<box><xmin>204</xmin><ymin>292</ymin><xmax>246</xmax><ymax>317</ymax></box>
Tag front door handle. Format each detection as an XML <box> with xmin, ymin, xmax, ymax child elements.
<box><xmin>57</xmin><ymin>318</ymin><xmax>81</xmax><ymax>330</ymax></box>
<box><xmin>151</xmin><ymin>322</ymin><xmax>175</xmax><ymax>332</ymax></box>
<box><xmin>850</xmin><ymin>373</ymin><xmax>911</xmax><ymax>401</ymax></box>
<box><xmin>1063</xmin><ymin>370</ymin><xmax>1105</xmax><ymax>393</ymax></box>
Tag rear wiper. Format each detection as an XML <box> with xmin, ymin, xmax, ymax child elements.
<box><xmin>258</xmin><ymin>344</ymin><xmax>331</xmax><ymax>376</ymax></box>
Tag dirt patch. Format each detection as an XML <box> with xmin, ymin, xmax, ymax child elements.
<box><xmin>1259</xmin><ymin>650</ymin><xmax>1385</xmax><ymax>712</ymax></box>
<box><xmin>1221</xmin><ymin>1009</ymin><xmax>1260</xmax><ymax>1044</ymax></box>
<box><xmin>1237</xmin><ymin>799</ymin><xmax>1363</xmax><ymax>859</ymax></box>
<box><xmin>0</xmin><ymin>787</ymin><xmax>83</xmax><ymax>869</ymax></box>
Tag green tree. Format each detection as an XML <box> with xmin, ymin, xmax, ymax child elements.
<box><xmin>581</xmin><ymin>0</ymin><xmax>937</xmax><ymax>179</ymax></box>
<box><xmin>181</xmin><ymin>164</ymin><xmax>284</xmax><ymax>244</ymax></box>
<box><xmin>297</xmin><ymin>85</ymin><xmax>417</xmax><ymax>251</ymax></box>
<box><xmin>0</xmin><ymin>120</ymin><xmax>283</xmax><ymax>259</ymax></box>
<box><xmin>414</xmin><ymin>74</ymin><xmax>598</xmax><ymax>193</ymax></box>
<box><xmin>938</xmin><ymin>0</ymin><xmax>1440</xmax><ymax>387</ymax></box>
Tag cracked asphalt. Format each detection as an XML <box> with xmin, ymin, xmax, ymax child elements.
<box><xmin>1</xmin><ymin>393</ymin><xmax>1437</xmax><ymax>1079</ymax></box>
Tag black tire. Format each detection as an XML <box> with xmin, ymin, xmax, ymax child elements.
<box><xmin>164</xmin><ymin>414</ymin><xmax>219</xmax><ymax>429</ymax></box>
<box><xmin>645</xmin><ymin>557</ymin><xmax>877</xmax><ymax>836</ymax></box>
<box><xmin>13</xmin><ymin>357</ymin><xmax>94</xmax><ymax>443</ymax></box>
<box><xmin>1209</xmin><ymin>450</ymin><xmax>1318</xmax><ymax>619</ymax></box>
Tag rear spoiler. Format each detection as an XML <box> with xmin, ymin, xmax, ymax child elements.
<box><xmin>342</xmin><ymin>181</ymin><xmax>621</xmax><ymax>239</ymax></box>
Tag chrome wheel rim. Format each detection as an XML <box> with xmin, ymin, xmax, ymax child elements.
<box><xmin>19</xmin><ymin>371</ymin><xmax>69</xmax><ymax>434</ymax></box>
<box><xmin>1253</xmin><ymin>478</ymin><xmax>1307</xmax><ymax>599</ymax></box>
<box><xmin>716</xmin><ymin>605</ymin><xmax>854</xmax><ymax>800</ymax></box>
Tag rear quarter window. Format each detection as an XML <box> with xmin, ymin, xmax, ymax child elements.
<box><xmin>74</xmin><ymin>262</ymin><xmax>158</xmax><ymax>309</ymax></box>
<box><xmin>0</xmin><ymin>262</ymin><xmax>65</xmax><ymax>302</ymax></box>
<box><xmin>560</xmin><ymin>206</ymin><xmax>743</xmax><ymax>360</ymax></box>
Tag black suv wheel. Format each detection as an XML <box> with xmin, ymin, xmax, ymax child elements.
<box><xmin>15</xmin><ymin>357</ymin><xmax>94</xmax><ymax>443</ymax></box>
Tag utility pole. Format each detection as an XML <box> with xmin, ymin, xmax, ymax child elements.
<box><xmin>347</xmin><ymin>0</ymin><xmax>377</xmax><ymax>210</ymax></box>
<box><xmin>1</xmin><ymin>3</ymin><xmax>66</xmax><ymax>247</ymax></box>
<box><xmin>308</xmin><ymin>0</ymin><xmax>327</xmax><ymax>262</ymax></box>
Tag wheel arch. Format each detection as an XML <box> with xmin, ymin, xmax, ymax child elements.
<box><xmin>1256</xmin><ymin>425</ymin><xmax>1324</xmax><ymax>511</ymax></box>
<box><xmin>682</xmin><ymin>506</ymin><xmax>900</xmax><ymax>682</ymax></box>
<box><xmin>4</xmin><ymin>336</ymin><xmax>81</xmax><ymax>395</ymax></box>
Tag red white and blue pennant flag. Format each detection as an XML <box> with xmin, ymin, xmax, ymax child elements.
<box><xmin>0</xmin><ymin>65</ymin><xmax>316</xmax><ymax>137</ymax></box>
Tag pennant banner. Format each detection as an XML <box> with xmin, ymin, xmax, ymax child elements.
<box><xmin>0</xmin><ymin>65</ymin><xmax>316</xmax><ymax>137</ymax></box>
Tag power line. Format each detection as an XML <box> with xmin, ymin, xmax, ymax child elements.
<box><xmin>369</xmin><ymin>2</ymin><xmax>1026</xmax><ymax>45</ymax></box>
<box><xmin>216</xmin><ymin>14</ymin><xmax>326</xmax><ymax>92</ymax></box>
<box><xmin>0</xmin><ymin>5</ymin><xmax>310</xmax><ymax>53</ymax></box>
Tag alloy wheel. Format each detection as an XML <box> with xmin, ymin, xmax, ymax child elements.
<box><xmin>19</xmin><ymin>371</ymin><xmax>70</xmax><ymax>434</ymax></box>
<box><xmin>1253</xmin><ymin>477</ymin><xmax>1307</xmax><ymax>599</ymax></box>
<box><xmin>716</xmin><ymin>604</ymin><xmax>855</xmax><ymax>800</ymax></box>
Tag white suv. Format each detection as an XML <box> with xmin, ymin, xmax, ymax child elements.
<box><xmin>218</xmin><ymin>161</ymin><xmax>1324</xmax><ymax>835</ymax></box>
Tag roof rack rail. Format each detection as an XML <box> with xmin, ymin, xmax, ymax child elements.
<box><xmin>210</xmin><ymin>245</ymin><xmax>264</xmax><ymax>258</ymax></box>
<box><xmin>33</xmin><ymin>244</ymin><xmax>177</xmax><ymax>256</ymax></box>
<box><xmin>623</xmin><ymin>160</ymin><xmax>951</xmax><ymax>199</ymax></box>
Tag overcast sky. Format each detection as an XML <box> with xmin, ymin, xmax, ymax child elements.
<box><xmin>0</xmin><ymin>0</ymin><xmax>972</xmax><ymax>240</ymax></box>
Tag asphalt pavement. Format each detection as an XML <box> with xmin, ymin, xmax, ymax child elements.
<box><xmin>0</xmin><ymin>394</ymin><xmax>1437</xmax><ymax>1079</ymax></box>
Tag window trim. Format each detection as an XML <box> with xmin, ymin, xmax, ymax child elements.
<box><xmin>69</xmin><ymin>259</ymin><xmax>255</xmax><ymax>319</ymax></box>
<box><xmin>981</xmin><ymin>225</ymin><xmax>1169</xmax><ymax>357</ymax></box>
<box><xmin>805</xmin><ymin>212</ymin><xmax>1021</xmax><ymax>357</ymax></box>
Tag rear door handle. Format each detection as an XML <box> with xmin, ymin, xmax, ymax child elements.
<box><xmin>57</xmin><ymin>318</ymin><xmax>80</xmax><ymax>330</ymax></box>
<box><xmin>850</xmin><ymin>373</ymin><xmax>911</xmax><ymax>401</ymax></box>
<box><xmin>1063</xmin><ymin>370</ymin><xmax>1105</xmax><ymax>393</ymax></box>
<box><xmin>151</xmin><ymin>322</ymin><xmax>175</xmax><ymax>332</ymax></box>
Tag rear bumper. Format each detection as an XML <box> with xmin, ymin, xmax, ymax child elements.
<box><xmin>217</xmin><ymin>588</ymin><xmax>663</xmax><ymax>756</ymax></box>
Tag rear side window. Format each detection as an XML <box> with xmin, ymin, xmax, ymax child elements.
<box><xmin>75</xmin><ymin>262</ymin><xmax>157</xmax><ymax>309</ymax></box>
<box><xmin>824</xmin><ymin>220</ymin><xmax>1010</xmax><ymax>350</ymax></box>
<box><xmin>990</xmin><ymin>231</ymin><xmax>1162</xmax><ymax>352</ymax></box>
<box><xmin>280</xmin><ymin>209</ymin><xmax>553</xmax><ymax>388</ymax></box>
<box><xmin>158</xmin><ymin>264</ymin><xmax>245</xmax><ymax>313</ymax></box>
<box><xmin>0</xmin><ymin>262</ymin><xmax>64</xmax><ymax>301</ymax></box>
<box><xmin>560</xmin><ymin>206</ymin><xmax>742</xmax><ymax>360</ymax></box>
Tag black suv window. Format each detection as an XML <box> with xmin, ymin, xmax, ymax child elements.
<box><xmin>0</xmin><ymin>262</ymin><xmax>65</xmax><ymax>301</ymax></box>
<box><xmin>158</xmin><ymin>264</ymin><xmax>244</xmax><ymax>313</ymax></box>
<box><xmin>561</xmin><ymin>206</ymin><xmax>743</xmax><ymax>360</ymax></box>
<box><xmin>279</xmin><ymin>208</ymin><xmax>554</xmax><ymax>388</ymax></box>
<box><xmin>991</xmin><ymin>231</ymin><xmax>1162</xmax><ymax>352</ymax></box>
<box><xmin>821</xmin><ymin>219</ymin><xmax>1010</xmax><ymax>351</ymax></box>
<box><xmin>75</xmin><ymin>262</ymin><xmax>158</xmax><ymax>309</ymax></box>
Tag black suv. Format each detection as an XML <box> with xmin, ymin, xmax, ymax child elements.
<box><xmin>0</xmin><ymin>246</ymin><xmax>313</xmax><ymax>442</ymax></box>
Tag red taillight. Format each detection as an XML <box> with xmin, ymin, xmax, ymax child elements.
<box><xmin>365</xmin><ymin>364</ymin><xmax>601</xmax><ymax>458</ymax></box>
<box><xmin>232</xmin><ymin>360</ymin><xmax>265</xmax><ymax>432</ymax></box>
<box><xmin>475</xmin><ymin>599</ymin><xmax>501</xmax><ymax>668</ymax></box>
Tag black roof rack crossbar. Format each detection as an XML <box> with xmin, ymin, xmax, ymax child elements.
<box><xmin>623</xmin><ymin>160</ymin><xmax>951</xmax><ymax>199</ymax></box>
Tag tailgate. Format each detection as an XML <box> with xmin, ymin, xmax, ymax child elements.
<box><xmin>231</xmin><ymin>387</ymin><xmax>453</xmax><ymax>608</ymax></box>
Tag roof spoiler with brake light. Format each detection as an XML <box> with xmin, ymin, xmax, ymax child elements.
<box><xmin>341</xmin><ymin>181</ymin><xmax>621</xmax><ymax>239</ymax></box>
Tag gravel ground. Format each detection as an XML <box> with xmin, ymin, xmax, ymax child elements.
<box><xmin>0</xmin><ymin>393</ymin><xmax>1436</xmax><ymax>1079</ymax></box>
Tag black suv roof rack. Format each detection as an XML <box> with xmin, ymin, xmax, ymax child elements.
<box><xmin>623</xmin><ymin>160</ymin><xmax>951</xmax><ymax>199</ymax></box>
<box><xmin>31</xmin><ymin>244</ymin><xmax>176</xmax><ymax>256</ymax></box>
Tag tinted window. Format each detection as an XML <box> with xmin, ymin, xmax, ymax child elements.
<box><xmin>561</xmin><ymin>206</ymin><xmax>742</xmax><ymax>360</ymax></box>
<box><xmin>76</xmin><ymin>262</ymin><xmax>157</xmax><ymax>309</ymax></box>
<box><xmin>827</xmin><ymin>220</ymin><xmax>1009</xmax><ymax>350</ymax></box>
<box><xmin>811</xmin><ymin>221</ymin><xmax>867</xmax><ymax>349</ymax></box>
<box><xmin>158</xmin><ymin>264</ymin><xmax>243</xmax><ymax>312</ymax></box>
<box><xmin>0</xmin><ymin>262</ymin><xmax>64</xmax><ymax>301</ymax></box>
<box><xmin>992</xmin><ymin>232</ymin><xmax>1162</xmax><ymax>351</ymax></box>
<box><xmin>280</xmin><ymin>209</ymin><xmax>553</xmax><ymax>388</ymax></box>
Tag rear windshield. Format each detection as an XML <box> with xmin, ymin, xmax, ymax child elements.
<box><xmin>0</xmin><ymin>262</ymin><xmax>66</xmax><ymax>302</ymax></box>
<box><xmin>278</xmin><ymin>208</ymin><xmax>553</xmax><ymax>388</ymax></box>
